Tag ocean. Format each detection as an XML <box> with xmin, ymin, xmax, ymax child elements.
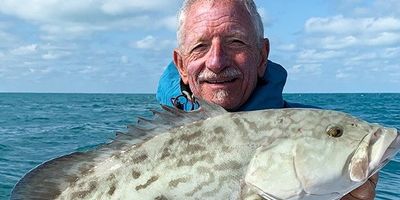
<box><xmin>0</xmin><ymin>93</ymin><xmax>399</xmax><ymax>199</ymax></box>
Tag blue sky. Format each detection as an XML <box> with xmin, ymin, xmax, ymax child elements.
<box><xmin>0</xmin><ymin>0</ymin><xmax>399</xmax><ymax>93</ymax></box>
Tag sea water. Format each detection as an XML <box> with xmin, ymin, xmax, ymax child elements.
<box><xmin>0</xmin><ymin>93</ymin><xmax>399</xmax><ymax>199</ymax></box>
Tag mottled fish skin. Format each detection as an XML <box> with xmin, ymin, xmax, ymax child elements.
<box><xmin>11</xmin><ymin>104</ymin><xmax>400</xmax><ymax>200</ymax></box>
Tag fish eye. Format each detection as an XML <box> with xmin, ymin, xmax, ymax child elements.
<box><xmin>326</xmin><ymin>126</ymin><xmax>344</xmax><ymax>137</ymax></box>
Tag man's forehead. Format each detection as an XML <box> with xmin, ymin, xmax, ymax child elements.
<box><xmin>184</xmin><ymin>1</ymin><xmax>252</xmax><ymax>31</ymax></box>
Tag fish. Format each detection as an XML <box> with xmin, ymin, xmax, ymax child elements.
<box><xmin>11</xmin><ymin>101</ymin><xmax>400</xmax><ymax>200</ymax></box>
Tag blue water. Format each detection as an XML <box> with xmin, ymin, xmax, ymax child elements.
<box><xmin>0</xmin><ymin>93</ymin><xmax>399</xmax><ymax>199</ymax></box>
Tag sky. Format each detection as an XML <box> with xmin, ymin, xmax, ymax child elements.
<box><xmin>0</xmin><ymin>0</ymin><xmax>399</xmax><ymax>93</ymax></box>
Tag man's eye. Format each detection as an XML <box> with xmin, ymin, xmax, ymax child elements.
<box><xmin>233</xmin><ymin>39</ymin><xmax>245</xmax><ymax>44</ymax></box>
<box><xmin>191</xmin><ymin>44</ymin><xmax>207</xmax><ymax>52</ymax></box>
<box><xmin>228</xmin><ymin>39</ymin><xmax>246</xmax><ymax>46</ymax></box>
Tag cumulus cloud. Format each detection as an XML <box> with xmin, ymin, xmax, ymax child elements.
<box><xmin>302</xmin><ymin>15</ymin><xmax>400</xmax><ymax>50</ymax></box>
<box><xmin>0</xmin><ymin>0</ymin><xmax>181</xmax><ymax>39</ymax></box>
<box><xmin>287</xmin><ymin>64</ymin><xmax>322</xmax><ymax>79</ymax></box>
<box><xmin>366</xmin><ymin>32</ymin><xmax>400</xmax><ymax>46</ymax></box>
<box><xmin>305</xmin><ymin>15</ymin><xmax>400</xmax><ymax>34</ymax></box>
<box><xmin>78</xmin><ymin>65</ymin><xmax>98</xmax><ymax>75</ymax></box>
<box><xmin>297</xmin><ymin>49</ymin><xmax>344</xmax><ymax>63</ymax></box>
<box><xmin>133</xmin><ymin>35</ymin><xmax>176</xmax><ymax>51</ymax></box>
<box><xmin>370</xmin><ymin>0</ymin><xmax>400</xmax><ymax>16</ymax></box>
<box><xmin>382</xmin><ymin>47</ymin><xmax>400</xmax><ymax>58</ymax></box>
<box><xmin>100</xmin><ymin>1</ymin><xmax>176</xmax><ymax>15</ymax></box>
<box><xmin>41</xmin><ymin>51</ymin><xmax>70</xmax><ymax>60</ymax></box>
<box><xmin>336</xmin><ymin>70</ymin><xmax>351</xmax><ymax>79</ymax></box>
<box><xmin>10</xmin><ymin>44</ymin><xmax>38</xmax><ymax>55</ymax></box>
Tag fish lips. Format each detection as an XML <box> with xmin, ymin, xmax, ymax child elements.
<box><xmin>367</xmin><ymin>128</ymin><xmax>400</xmax><ymax>179</ymax></box>
<box><xmin>378</xmin><ymin>130</ymin><xmax>400</xmax><ymax>168</ymax></box>
<box><xmin>349</xmin><ymin>127</ymin><xmax>399</xmax><ymax>182</ymax></box>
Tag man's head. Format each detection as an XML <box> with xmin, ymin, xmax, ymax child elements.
<box><xmin>173</xmin><ymin>0</ymin><xmax>270</xmax><ymax>111</ymax></box>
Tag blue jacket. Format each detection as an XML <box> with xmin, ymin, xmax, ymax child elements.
<box><xmin>156</xmin><ymin>60</ymin><xmax>313</xmax><ymax>111</ymax></box>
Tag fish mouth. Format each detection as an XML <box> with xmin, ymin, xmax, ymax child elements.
<box><xmin>370</xmin><ymin>129</ymin><xmax>400</xmax><ymax>175</ymax></box>
<box><xmin>380</xmin><ymin>130</ymin><xmax>400</xmax><ymax>164</ymax></box>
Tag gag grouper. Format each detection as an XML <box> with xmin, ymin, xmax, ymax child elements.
<box><xmin>11</xmin><ymin>101</ymin><xmax>400</xmax><ymax>200</ymax></box>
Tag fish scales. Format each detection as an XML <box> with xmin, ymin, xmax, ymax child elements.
<box><xmin>11</xmin><ymin>101</ymin><xmax>400</xmax><ymax>200</ymax></box>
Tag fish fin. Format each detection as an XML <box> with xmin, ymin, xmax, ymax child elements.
<box><xmin>196</xmin><ymin>98</ymin><xmax>227</xmax><ymax>115</ymax></box>
<box><xmin>11</xmin><ymin>151</ymin><xmax>98</xmax><ymax>200</ymax></box>
<box><xmin>242</xmin><ymin>181</ymin><xmax>281</xmax><ymax>200</ymax></box>
<box><xmin>120</xmin><ymin>98</ymin><xmax>227</xmax><ymax>143</ymax></box>
<box><xmin>11</xmin><ymin>99</ymin><xmax>227</xmax><ymax>199</ymax></box>
<box><xmin>349</xmin><ymin>133</ymin><xmax>372</xmax><ymax>182</ymax></box>
<box><xmin>236</xmin><ymin>180</ymin><xmax>270</xmax><ymax>200</ymax></box>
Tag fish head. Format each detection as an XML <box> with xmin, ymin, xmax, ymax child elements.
<box><xmin>244</xmin><ymin>109</ymin><xmax>400</xmax><ymax>200</ymax></box>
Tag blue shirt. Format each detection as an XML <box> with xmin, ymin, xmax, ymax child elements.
<box><xmin>156</xmin><ymin>60</ymin><xmax>313</xmax><ymax>111</ymax></box>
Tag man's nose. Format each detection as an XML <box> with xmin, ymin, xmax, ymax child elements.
<box><xmin>206</xmin><ymin>39</ymin><xmax>228</xmax><ymax>74</ymax></box>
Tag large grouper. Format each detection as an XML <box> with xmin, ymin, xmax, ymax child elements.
<box><xmin>11</xmin><ymin>100</ymin><xmax>400</xmax><ymax>200</ymax></box>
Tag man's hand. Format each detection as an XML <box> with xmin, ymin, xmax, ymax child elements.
<box><xmin>341</xmin><ymin>173</ymin><xmax>379</xmax><ymax>200</ymax></box>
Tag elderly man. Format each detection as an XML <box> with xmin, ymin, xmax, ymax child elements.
<box><xmin>156</xmin><ymin>0</ymin><xmax>378</xmax><ymax>199</ymax></box>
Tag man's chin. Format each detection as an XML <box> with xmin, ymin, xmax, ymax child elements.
<box><xmin>204</xmin><ymin>91</ymin><xmax>241</xmax><ymax>111</ymax></box>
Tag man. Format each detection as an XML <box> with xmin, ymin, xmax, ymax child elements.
<box><xmin>156</xmin><ymin>0</ymin><xmax>378</xmax><ymax>199</ymax></box>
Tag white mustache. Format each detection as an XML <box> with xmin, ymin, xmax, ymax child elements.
<box><xmin>198</xmin><ymin>68</ymin><xmax>242</xmax><ymax>82</ymax></box>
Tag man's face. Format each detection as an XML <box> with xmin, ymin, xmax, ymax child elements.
<box><xmin>174</xmin><ymin>0</ymin><xmax>269</xmax><ymax>110</ymax></box>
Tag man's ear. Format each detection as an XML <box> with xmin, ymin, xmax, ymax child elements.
<box><xmin>258</xmin><ymin>38</ymin><xmax>270</xmax><ymax>77</ymax></box>
<box><xmin>173</xmin><ymin>49</ymin><xmax>189</xmax><ymax>84</ymax></box>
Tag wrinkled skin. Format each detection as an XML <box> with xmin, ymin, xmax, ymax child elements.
<box><xmin>174</xmin><ymin>0</ymin><xmax>269</xmax><ymax>110</ymax></box>
<box><xmin>173</xmin><ymin>0</ymin><xmax>378</xmax><ymax>199</ymax></box>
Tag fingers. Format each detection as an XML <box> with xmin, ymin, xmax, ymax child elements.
<box><xmin>369</xmin><ymin>173</ymin><xmax>379</xmax><ymax>187</ymax></box>
<box><xmin>341</xmin><ymin>173</ymin><xmax>379</xmax><ymax>200</ymax></box>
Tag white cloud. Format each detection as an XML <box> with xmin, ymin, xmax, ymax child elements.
<box><xmin>301</xmin><ymin>5</ymin><xmax>400</xmax><ymax>58</ymax></box>
<box><xmin>297</xmin><ymin>49</ymin><xmax>344</xmax><ymax>63</ymax></box>
<box><xmin>10</xmin><ymin>44</ymin><xmax>38</xmax><ymax>55</ymax></box>
<box><xmin>382</xmin><ymin>47</ymin><xmax>400</xmax><ymax>58</ymax></box>
<box><xmin>373</xmin><ymin>0</ymin><xmax>400</xmax><ymax>16</ymax></box>
<box><xmin>305</xmin><ymin>15</ymin><xmax>400</xmax><ymax>34</ymax></box>
<box><xmin>41</xmin><ymin>52</ymin><xmax>58</xmax><ymax>60</ymax></box>
<box><xmin>160</xmin><ymin>15</ymin><xmax>178</xmax><ymax>31</ymax></box>
<box><xmin>134</xmin><ymin>35</ymin><xmax>176</xmax><ymax>51</ymax></box>
<box><xmin>316</xmin><ymin>36</ymin><xmax>358</xmax><ymax>49</ymax></box>
<box><xmin>79</xmin><ymin>65</ymin><xmax>98</xmax><ymax>75</ymax></box>
<box><xmin>336</xmin><ymin>71</ymin><xmax>351</xmax><ymax>79</ymax></box>
<box><xmin>366</xmin><ymin>32</ymin><xmax>400</xmax><ymax>46</ymax></box>
<box><xmin>344</xmin><ymin>53</ymin><xmax>378</xmax><ymax>66</ymax></box>
<box><xmin>100</xmin><ymin>1</ymin><xmax>176</xmax><ymax>15</ymax></box>
<box><xmin>350</xmin><ymin>53</ymin><xmax>377</xmax><ymax>61</ymax></box>
<box><xmin>335</xmin><ymin>66</ymin><xmax>355</xmax><ymax>79</ymax></box>
<box><xmin>0</xmin><ymin>0</ymin><xmax>180</xmax><ymax>39</ymax></box>
<box><xmin>41</xmin><ymin>51</ymin><xmax>70</xmax><ymax>60</ymax></box>
<box><xmin>288</xmin><ymin>64</ymin><xmax>322</xmax><ymax>76</ymax></box>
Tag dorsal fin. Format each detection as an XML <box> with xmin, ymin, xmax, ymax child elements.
<box><xmin>117</xmin><ymin>98</ymin><xmax>227</xmax><ymax>143</ymax></box>
<box><xmin>11</xmin><ymin>98</ymin><xmax>227</xmax><ymax>199</ymax></box>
